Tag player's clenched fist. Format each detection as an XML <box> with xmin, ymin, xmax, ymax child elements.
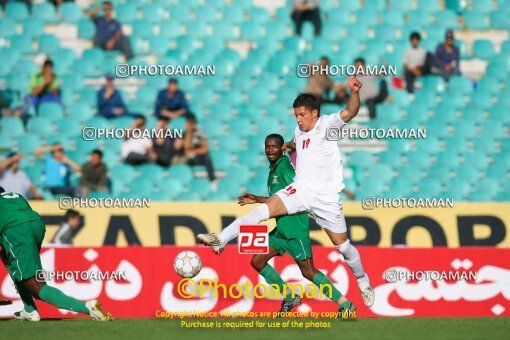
<box><xmin>348</xmin><ymin>77</ymin><xmax>362</xmax><ymax>93</ymax></box>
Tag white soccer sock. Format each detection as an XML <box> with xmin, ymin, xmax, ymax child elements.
<box><xmin>335</xmin><ymin>240</ymin><xmax>370</xmax><ymax>288</ymax></box>
<box><xmin>218</xmin><ymin>203</ymin><xmax>270</xmax><ymax>245</ymax></box>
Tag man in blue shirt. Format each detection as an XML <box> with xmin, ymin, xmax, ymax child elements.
<box><xmin>89</xmin><ymin>1</ymin><xmax>133</xmax><ymax>60</ymax></box>
<box><xmin>97</xmin><ymin>73</ymin><xmax>127</xmax><ymax>118</ymax></box>
<box><xmin>434</xmin><ymin>30</ymin><xmax>461</xmax><ymax>81</ymax></box>
<box><xmin>155</xmin><ymin>78</ymin><xmax>189</xmax><ymax>119</ymax></box>
<box><xmin>35</xmin><ymin>144</ymin><xmax>81</xmax><ymax>197</ymax></box>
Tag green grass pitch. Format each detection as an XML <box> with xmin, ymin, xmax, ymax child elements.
<box><xmin>0</xmin><ymin>318</ymin><xmax>508</xmax><ymax>340</ymax></box>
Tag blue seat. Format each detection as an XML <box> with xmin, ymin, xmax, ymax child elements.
<box><xmin>222</xmin><ymin>6</ymin><xmax>244</xmax><ymax>24</ymax></box>
<box><xmin>463</xmin><ymin>12</ymin><xmax>488</xmax><ymax>30</ymax></box>
<box><xmin>38</xmin><ymin>34</ymin><xmax>60</xmax><ymax>55</ymax></box>
<box><xmin>32</xmin><ymin>3</ymin><xmax>57</xmax><ymax>22</ymax></box>
<box><xmin>61</xmin><ymin>3</ymin><xmax>82</xmax><ymax>23</ymax></box>
<box><xmin>158</xmin><ymin>177</ymin><xmax>185</xmax><ymax>198</ymax></box>
<box><xmin>116</xmin><ymin>4</ymin><xmax>138</xmax><ymax>23</ymax></box>
<box><xmin>240</xmin><ymin>22</ymin><xmax>263</xmax><ymax>41</ymax></box>
<box><xmin>38</xmin><ymin>102</ymin><xmax>64</xmax><ymax>120</ymax></box>
<box><xmin>417</xmin><ymin>0</ymin><xmax>440</xmax><ymax>12</ymax></box>
<box><xmin>490</xmin><ymin>12</ymin><xmax>510</xmax><ymax>29</ymax></box>
<box><xmin>382</xmin><ymin>10</ymin><xmax>404</xmax><ymax>26</ymax></box>
<box><xmin>0</xmin><ymin>117</ymin><xmax>25</xmax><ymax>137</ymax></box>
<box><xmin>159</xmin><ymin>21</ymin><xmax>182</xmax><ymax>38</ymax></box>
<box><xmin>78</xmin><ymin>19</ymin><xmax>96</xmax><ymax>40</ymax></box>
<box><xmin>472</xmin><ymin>40</ymin><xmax>494</xmax><ymax>60</ymax></box>
<box><xmin>6</xmin><ymin>2</ymin><xmax>29</xmax><ymax>21</ymax></box>
<box><xmin>471</xmin><ymin>0</ymin><xmax>495</xmax><ymax>13</ymax></box>
<box><xmin>27</xmin><ymin>117</ymin><xmax>54</xmax><ymax>136</ymax></box>
<box><xmin>56</xmin><ymin>117</ymin><xmax>82</xmax><ymax>137</ymax></box>
<box><xmin>176</xmin><ymin>191</ymin><xmax>201</xmax><ymax>201</ymax></box>
<box><xmin>169</xmin><ymin>164</ymin><xmax>194</xmax><ymax>184</ymax></box>
<box><xmin>22</xmin><ymin>19</ymin><xmax>44</xmax><ymax>38</ymax></box>
<box><xmin>463</xmin><ymin>152</ymin><xmax>488</xmax><ymax>169</ymax></box>
<box><xmin>142</xmin><ymin>4</ymin><xmax>163</xmax><ymax>23</ymax></box>
<box><xmin>210</xmin><ymin>150</ymin><xmax>232</xmax><ymax>171</ymax></box>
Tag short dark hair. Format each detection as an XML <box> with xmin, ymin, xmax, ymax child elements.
<box><xmin>0</xmin><ymin>186</ymin><xmax>4</xmax><ymax>193</ymax></box>
<box><xmin>186</xmin><ymin>113</ymin><xmax>197</xmax><ymax>123</ymax></box>
<box><xmin>65</xmin><ymin>209</ymin><xmax>80</xmax><ymax>219</ymax></box>
<box><xmin>103</xmin><ymin>1</ymin><xmax>113</xmax><ymax>8</ymax></box>
<box><xmin>293</xmin><ymin>93</ymin><xmax>320</xmax><ymax>116</ymax></box>
<box><xmin>265</xmin><ymin>134</ymin><xmax>285</xmax><ymax>147</ymax></box>
<box><xmin>410</xmin><ymin>32</ymin><xmax>421</xmax><ymax>41</ymax></box>
<box><xmin>91</xmin><ymin>149</ymin><xmax>103</xmax><ymax>158</ymax></box>
<box><xmin>134</xmin><ymin>114</ymin><xmax>146</xmax><ymax>122</ymax></box>
<box><xmin>157</xmin><ymin>116</ymin><xmax>169</xmax><ymax>123</ymax></box>
<box><xmin>320</xmin><ymin>56</ymin><xmax>330</xmax><ymax>63</ymax></box>
<box><xmin>43</xmin><ymin>59</ymin><xmax>53</xmax><ymax>68</ymax></box>
<box><xmin>354</xmin><ymin>57</ymin><xmax>365</xmax><ymax>65</ymax></box>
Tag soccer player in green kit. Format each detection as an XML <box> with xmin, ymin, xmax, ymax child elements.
<box><xmin>0</xmin><ymin>187</ymin><xmax>112</xmax><ymax>321</ymax></box>
<box><xmin>237</xmin><ymin>134</ymin><xmax>356</xmax><ymax>317</ymax></box>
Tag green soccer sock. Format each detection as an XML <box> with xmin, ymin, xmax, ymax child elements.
<box><xmin>312</xmin><ymin>272</ymin><xmax>343</xmax><ymax>302</ymax></box>
<box><xmin>39</xmin><ymin>285</ymin><xmax>89</xmax><ymax>315</ymax></box>
<box><xmin>15</xmin><ymin>281</ymin><xmax>37</xmax><ymax>313</ymax></box>
<box><xmin>260</xmin><ymin>264</ymin><xmax>290</xmax><ymax>299</ymax></box>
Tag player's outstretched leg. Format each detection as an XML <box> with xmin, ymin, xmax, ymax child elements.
<box><xmin>23</xmin><ymin>278</ymin><xmax>112</xmax><ymax>321</ymax></box>
<box><xmin>324</xmin><ymin>230</ymin><xmax>375</xmax><ymax>307</ymax></box>
<box><xmin>198</xmin><ymin>195</ymin><xmax>288</xmax><ymax>254</ymax></box>
<box><xmin>297</xmin><ymin>258</ymin><xmax>356</xmax><ymax>319</ymax></box>
<box><xmin>251</xmin><ymin>250</ymin><xmax>301</xmax><ymax>314</ymax></box>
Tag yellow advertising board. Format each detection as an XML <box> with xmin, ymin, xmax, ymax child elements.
<box><xmin>31</xmin><ymin>201</ymin><xmax>510</xmax><ymax>247</ymax></box>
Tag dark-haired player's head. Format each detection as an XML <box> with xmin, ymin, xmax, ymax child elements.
<box><xmin>42</xmin><ymin>59</ymin><xmax>54</xmax><ymax>77</ymax></box>
<box><xmin>265</xmin><ymin>134</ymin><xmax>285</xmax><ymax>164</ymax></box>
<box><xmin>168</xmin><ymin>78</ymin><xmax>179</xmax><ymax>94</ymax></box>
<box><xmin>90</xmin><ymin>149</ymin><xmax>103</xmax><ymax>166</ymax></box>
<box><xmin>103</xmin><ymin>1</ymin><xmax>113</xmax><ymax>19</ymax></box>
<box><xmin>293</xmin><ymin>93</ymin><xmax>320</xmax><ymax>132</ymax></box>
<box><xmin>133</xmin><ymin>114</ymin><xmax>146</xmax><ymax>128</ymax></box>
<box><xmin>65</xmin><ymin>209</ymin><xmax>81</xmax><ymax>229</ymax></box>
<box><xmin>354</xmin><ymin>57</ymin><xmax>365</xmax><ymax>69</ymax></box>
<box><xmin>0</xmin><ymin>186</ymin><xmax>4</xmax><ymax>193</ymax></box>
<box><xmin>52</xmin><ymin>143</ymin><xmax>65</xmax><ymax>162</ymax></box>
<box><xmin>410</xmin><ymin>32</ymin><xmax>421</xmax><ymax>48</ymax></box>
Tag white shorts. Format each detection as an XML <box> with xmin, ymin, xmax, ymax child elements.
<box><xmin>275</xmin><ymin>182</ymin><xmax>347</xmax><ymax>233</ymax></box>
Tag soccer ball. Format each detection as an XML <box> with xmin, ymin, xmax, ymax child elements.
<box><xmin>174</xmin><ymin>251</ymin><xmax>202</xmax><ymax>278</ymax></box>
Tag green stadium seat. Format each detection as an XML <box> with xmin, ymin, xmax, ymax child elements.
<box><xmin>222</xmin><ymin>6</ymin><xmax>244</xmax><ymax>24</ymax></box>
<box><xmin>229</xmin><ymin>118</ymin><xmax>253</xmax><ymax>137</ymax></box>
<box><xmin>129</xmin><ymin>178</ymin><xmax>154</xmax><ymax>196</ymax></box>
<box><xmin>176</xmin><ymin>191</ymin><xmax>201</xmax><ymax>201</ymax></box>
<box><xmin>78</xmin><ymin>19</ymin><xmax>95</xmax><ymax>39</ymax></box>
<box><xmin>463</xmin><ymin>12</ymin><xmax>488</xmax><ymax>30</ymax></box>
<box><xmin>38</xmin><ymin>34</ymin><xmax>60</xmax><ymax>55</ymax></box>
<box><xmin>208</xmin><ymin>191</ymin><xmax>231</xmax><ymax>201</ymax></box>
<box><xmin>169</xmin><ymin>164</ymin><xmax>194</xmax><ymax>184</ymax></box>
<box><xmin>60</xmin><ymin>3</ymin><xmax>82</xmax><ymax>23</ymax></box>
<box><xmin>27</xmin><ymin>117</ymin><xmax>54</xmax><ymax>136</ymax></box>
<box><xmin>407</xmin><ymin>152</ymin><xmax>430</xmax><ymax>169</ymax></box>
<box><xmin>211</xmin><ymin>21</ymin><xmax>237</xmax><ymax>40</ymax></box>
<box><xmin>22</xmin><ymin>19</ymin><xmax>44</xmax><ymax>38</ymax></box>
<box><xmin>188</xmin><ymin>178</ymin><xmax>212</xmax><ymax>198</ymax></box>
<box><xmin>472</xmin><ymin>40</ymin><xmax>494</xmax><ymax>60</ymax></box>
<box><xmin>441</xmin><ymin>93</ymin><xmax>465</xmax><ymax>109</ymax></box>
<box><xmin>5</xmin><ymin>73</ymin><xmax>29</xmax><ymax>93</ymax></box>
<box><xmin>138</xmin><ymin>164</ymin><xmax>166</xmax><ymax>180</ymax></box>
<box><xmin>433</xmin><ymin>102</ymin><xmax>457</xmax><ymax>124</ymax></box>
<box><xmin>489</xmin><ymin>106</ymin><xmax>510</xmax><ymax>124</ymax></box>
<box><xmin>157</xmin><ymin>177</ymin><xmax>185</xmax><ymax>198</ymax></box>
<box><xmin>472</xmin><ymin>0</ymin><xmax>494</xmax><ymax>13</ymax></box>
<box><xmin>416</xmin><ymin>137</ymin><xmax>440</xmax><ymax>154</ymax></box>
<box><xmin>481</xmin><ymin>121</ymin><xmax>506</xmax><ymax>139</ymax></box>
<box><xmin>141</xmin><ymin>4</ymin><xmax>163</xmax><ymax>23</ymax></box>
<box><xmin>11</xmin><ymin>35</ymin><xmax>34</xmax><ymax>55</ymax></box>
<box><xmin>387</xmin><ymin>139</ymin><xmax>412</xmax><ymax>154</ymax></box>
<box><xmin>85</xmin><ymin>116</ymin><xmax>111</xmax><ymax>129</ymax></box>
<box><xmin>210</xmin><ymin>150</ymin><xmax>232</xmax><ymax>171</ymax></box>
<box><xmin>397</xmin><ymin>165</ymin><xmax>423</xmax><ymax>183</ymax></box>
<box><xmin>116</xmin><ymin>4</ymin><xmax>138</xmax><ymax>23</ymax></box>
<box><xmin>240</xmin><ymin>21</ymin><xmax>263</xmax><ymax>41</ymax></box>
<box><xmin>463</xmin><ymin>151</ymin><xmax>488</xmax><ymax>170</ymax></box>
<box><xmin>417</xmin><ymin>178</ymin><xmax>443</xmax><ymax>196</ymax></box>
<box><xmin>6</xmin><ymin>2</ymin><xmax>29</xmax><ymax>21</ymax></box>
<box><xmin>16</xmin><ymin>134</ymin><xmax>40</xmax><ymax>154</ymax></box>
<box><xmin>110</xmin><ymin>165</ymin><xmax>137</xmax><ymax>183</ymax></box>
<box><xmin>348</xmin><ymin>151</ymin><xmax>374</xmax><ymax>168</ymax></box>
<box><xmin>453</xmin><ymin>121</ymin><xmax>477</xmax><ymax>138</ymax></box>
<box><xmin>38</xmin><ymin>102</ymin><xmax>64</xmax><ymax>120</ymax></box>
<box><xmin>445</xmin><ymin>0</ymin><xmax>467</xmax><ymax>13</ymax></box>
<box><xmin>467</xmin><ymin>190</ymin><xmax>494</xmax><ymax>202</ymax></box>
<box><xmin>56</xmin><ymin>118</ymin><xmax>82</xmax><ymax>137</ymax></box>
<box><xmin>490</xmin><ymin>12</ymin><xmax>510</xmax><ymax>29</ymax></box>
<box><xmin>32</xmin><ymin>3</ymin><xmax>57</xmax><ymax>23</ymax></box>
<box><xmin>159</xmin><ymin>21</ymin><xmax>182</xmax><ymax>38</ymax></box>
<box><xmin>443</xmin><ymin>135</ymin><xmax>468</xmax><ymax>154</ymax></box>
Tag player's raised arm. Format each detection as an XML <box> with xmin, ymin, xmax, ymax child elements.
<box><xmin>340</xmin><ymin>77</ymin><xmax>362</xmax><ymax>123</ymax></box>
<box><xmin>282</xmin><ymin>140</ymin><xmax>296</xmax><ymax>153</ymax></box>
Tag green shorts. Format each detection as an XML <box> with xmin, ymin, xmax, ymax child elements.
<box><xmin>1</xmin><ymin>220</ymin><xmax>46</xmax><ymax>282</ymax></box>
<box><xmin>268</xmin><ymin>229</ymin><xmax>312</xmax><ymax>262</ymax></box>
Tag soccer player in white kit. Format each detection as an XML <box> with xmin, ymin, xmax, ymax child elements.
<box><xmin>198</xmin><ymin>77</ymin><xmax>375</xmax><ymax>307</ymax></box>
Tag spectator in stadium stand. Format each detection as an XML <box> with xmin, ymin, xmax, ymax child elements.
<box><xmin>291</xmin><ymin>0</ymin><xmax>322</xmax><ymax>36</ymax></box>
<box><xmin>433</xmin><ymin>30</ymin><xmax>461</xmax><ymax>81</ymax></box>
<box><xmin>152</xmin><ymin>116</ymin><xmax>184</xmax><ymax>167</ymax></box>
<box><xmin>183</xmin><ymin>114</ymin><xmax>216</xmax><ymax>183</ymax></box>
<box><xmin>0</xmin><ymin>152</ymin><xmax>41</xmax><ymax>199</ymax></box>
<box><xmin>78</xmin><ymin>149</ymin><xmax>108</xmax><ymax>198</ymax></box>
<box><xmin>27</xmin><ymin>59</ymin><xmax>61</xmax><ymax>112</ymax></box>
<box><xmin>155</xmin><ymin>78</ymin><xmax>189</xmax><ymax>119</ymax></box>
<box><xmin>89</xmin><ymin>1</ymin><xmax>134</xmax><ymax>60</ymax></box>
<box><xmin>35</xmin><ymin>143</ymin><xmax>81</xmax><ymax>198</ymax></box>
<box><xmin>121</xmin><ymin>114</ymin><xmax>157</xmax><ymax>166</ymax></box>
<box><xmin>97</xmin><ymin>72</ymin><xmax>128</xmax><ymax>119</ymax></box>
<box><xmin>51</xmin><ymin>209</ymin><xmax>82</xmax><ymax>246</ymax></box>
<box><xmin>304</xmin><ymin>56</ymin><xmax>348</xmax><ymax>105</ymax></box>
<box><xmin>404</xmin><ymin>32</ymin><xmax>434</xmax><ymax>93</ymax></box>
<box><xmin>339</xmin><ymin>58</ymin><xmax>388</xmax><ymax>119</ymax></box>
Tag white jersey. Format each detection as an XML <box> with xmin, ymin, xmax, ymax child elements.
<box><xmin>293</xmin><ymin>113</ymin><xmax>346</xmax><ymax>194</ymax></box>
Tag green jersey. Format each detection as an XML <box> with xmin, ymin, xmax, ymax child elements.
<box><xmin>267</xmin><ymin>156</ymin><xmax>309</xmax><ymax>239</ymax></box>
<box><xmin>0</xmin><ymin>192</ymin><xmax>41</xmax><ymax>234</ymax></box>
